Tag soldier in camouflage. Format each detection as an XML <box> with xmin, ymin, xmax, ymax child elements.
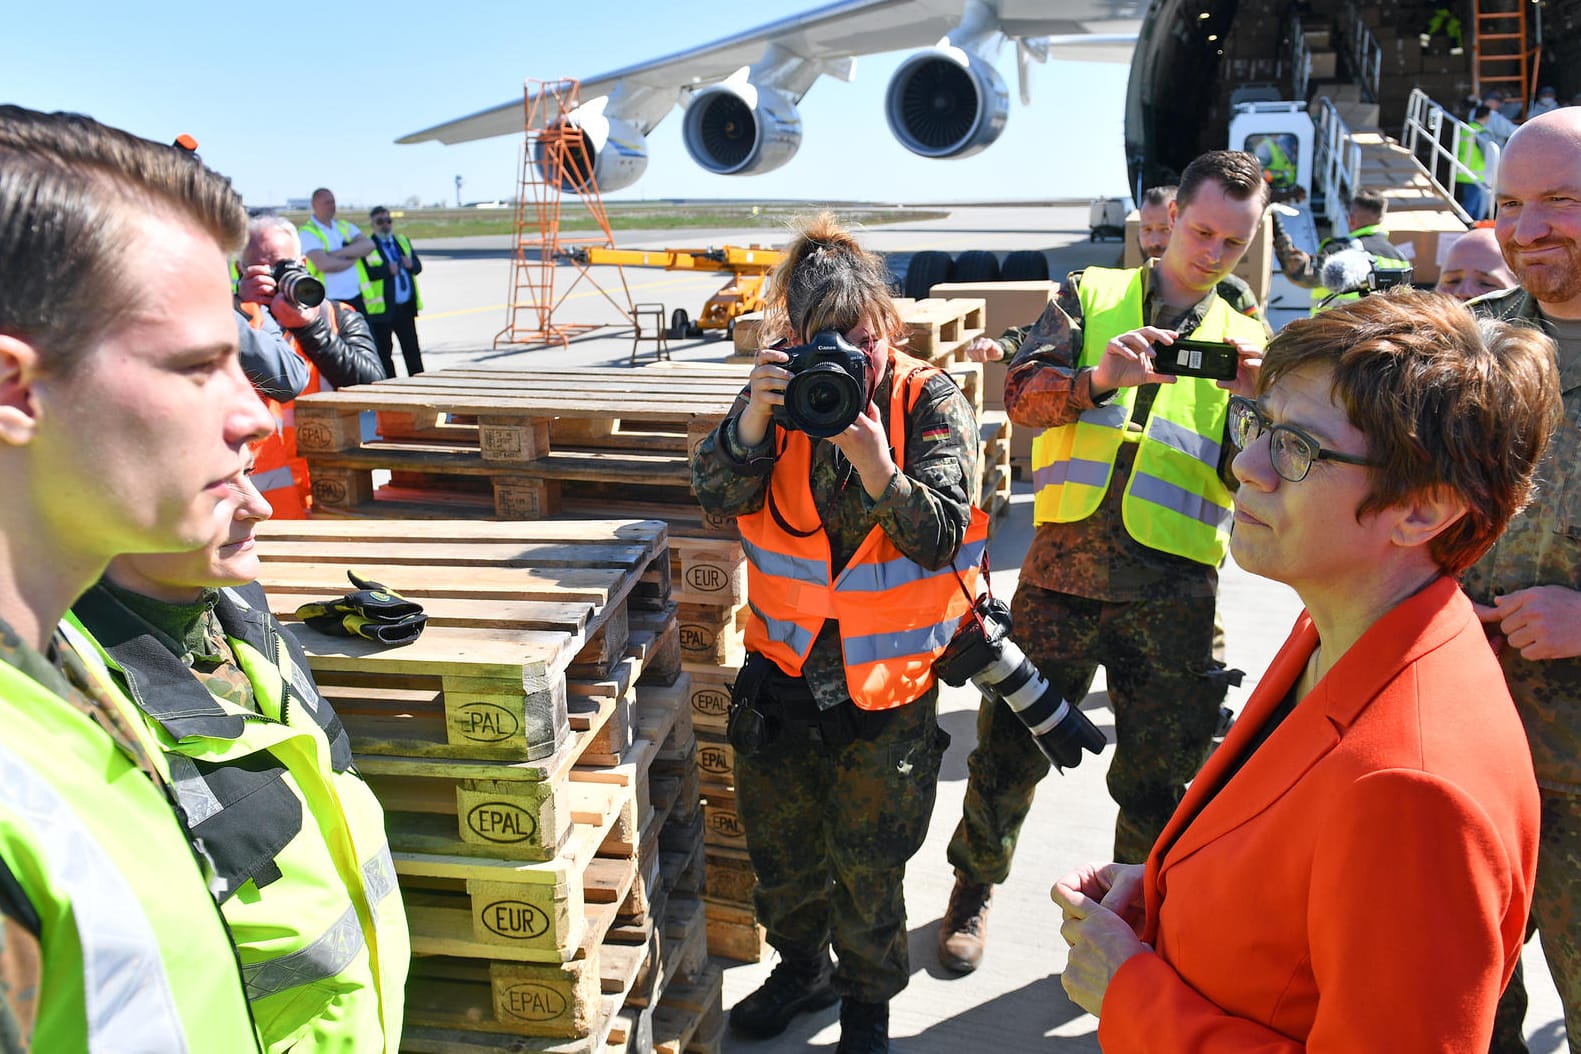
<box><xmin>1464</xmin><ymin>108</ymin><xmax>1581</xmax><ymax>1054</ymax></box>
<box><xmin>940</xmin><ymin>151</ymin><xmax>1270</xmax><ymax>975</ymax></box>
<box><xmin>693</xmin><ymin>213</ymin><xmax>978</xmax><ymax>1054</ymax></box>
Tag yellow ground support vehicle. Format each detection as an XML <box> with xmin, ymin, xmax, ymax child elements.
<box><xmin>569</xmin><ymin>244</ymin><xmax>784</xmax><ymax>338</ymax></box>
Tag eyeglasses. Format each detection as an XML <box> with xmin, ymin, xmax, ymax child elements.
<box><xmin>373</xmin><ymin>217</ymin><xmax>392</xmax><ymax>225</ymax></box>
<box><xmin>1227</xmin><ymin>396</ymin><xmax>1375</xmax><ymax>483</ymax></box>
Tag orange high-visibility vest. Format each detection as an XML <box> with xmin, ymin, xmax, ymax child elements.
<box><xmin>239</xmin><ymin>301</ymin><xmax>334</xmax><ymax>519</ymax></box>
<box><xmin>738</xmin><ymin>351</ymin><xmax>990</xmax><ymax>711</ymax></box>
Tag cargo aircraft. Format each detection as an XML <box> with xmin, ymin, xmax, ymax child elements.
<box><xmin>400</xmin><ymin>0</ymin><xmax>1565</xmax><ymax>204</ymax></box>
<box><xmin>399</xmin><ymin>0</ymin><xmax>1146</xmax><ymax>189</ymax></box>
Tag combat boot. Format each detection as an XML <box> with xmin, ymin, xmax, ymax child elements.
<box><xmin>728</xmin><ymin>952</ymin><xmax>838</xmax><ymax>1038</ymax></box>
<box><xmin>937</xmin><ymin>870</ymin><xmax>992</xmax><ymax>974</ymax></box>
<box><xmin>835</xmin><ymin>998</ymin><xmax>889</xmax><ymax>1054</ymax></box>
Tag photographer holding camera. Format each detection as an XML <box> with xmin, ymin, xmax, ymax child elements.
<box><xmin>236</xmin><ymin>215</ymin><xmax>385</xmax><ymax>517</ymax></box>
<box><xmin>691</xmin><ymin>213</ymin><xmax>984</xmax><ymax>1054</ymax></box>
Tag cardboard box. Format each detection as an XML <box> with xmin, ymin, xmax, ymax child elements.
<box><xmin>1380</xmin><ymin>208</ymin><xmax>1468</xmax><ymax>286</ymax></box>
<box><xmin>1307</xmin><ymin>50</ymin><xmax>1337</xmax><ymax>80</ymax></box>
<box><xmin>926</xmin><ymin>281</ymin><xmax>1059</xmax><ymax>350</ymax></box>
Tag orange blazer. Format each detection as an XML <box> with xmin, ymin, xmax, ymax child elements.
<box><xmin>1099</xmin><ymin>575</ymin><xmax>1539</xmax><ymax>1052</ymax></box>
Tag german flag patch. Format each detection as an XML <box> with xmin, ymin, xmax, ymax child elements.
<box><xmin>922</xmin><ymin>426</ymin><xmax>951</xmax><ymax>442</ymax></box>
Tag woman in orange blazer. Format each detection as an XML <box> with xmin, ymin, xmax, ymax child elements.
<box><xmin>1053</xmin><ymin>290</ymin><xmax>1559</xmax><ymax>1051</ymax></box>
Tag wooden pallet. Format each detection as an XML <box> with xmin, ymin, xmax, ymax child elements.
<box><xmin>703</xmin><ymin>898</ymin><xmax>769</xmax><ymax>964</ymax></box>
<box><xmin>726</xmin><ymin>298</ymin><xmax>987</xmax><ymax>366</ymax></box>
<box><xmin>253</xmin><ymin>520</ymin><xmax>669</xmax><ymax>764</ymax></box>
<box><xmin>292</xmin><ymin>368</ymin><xmax>737</xmax><ymax>523</ymax></box>
<box><xmin>679</xmin><ymin>662</ymin><xmax>734</xmax><ymax>736</ymax></box>
<box><xmin>675</xmin><ymin>601</ymin><xmax>746</xmax><ymax>668</ymax></box>
<box><xmin>979</xmin><ymin>411</ymin><xmax>1014</xmax><ymax>527</ymax></box>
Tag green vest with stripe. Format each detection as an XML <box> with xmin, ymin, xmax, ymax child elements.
<box><xmin>1031</xmin><ymin>266</ymin><xmax>1266</xmax><ymax>566</ymax></box>
<box><xmin>69</xmin><ymin>581</ymin><xmax>408</xmax><ymax>1054</ymax></box>
<box><xmin>0</xmin><ymin>633</ymin><xmax>261</xmax><ymax>1053</ymax></box>
<box><xmin>1456</xmin><ymin>123</ymin><xmax>1487</xmax><ymax>184</ymax></box>
<box><xmin>301</xmin><ymin>217</ymin><xmax>380</xmax><ymax>309</ymax></box>
<box><xmin>362</xmin><ymin>233</ymin><xmax>423</xmax><ymax>317</ymax></box>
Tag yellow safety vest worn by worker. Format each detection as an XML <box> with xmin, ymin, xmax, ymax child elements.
<box><xmin>0</xmin><ymin>631</ymin><xmax>261</xmax><ymax>1053</ymax></box>
<box><xmin>68</xmin><ymin>580</ymin><xmax>409</xmax><ymax>1054</ymax></box>
<box><xmin>301</xmin><ymin>217</ymin><xmax>380</xmax><ymax>307</ymax></box>
<box><xmin>1258</xmin><ymin>138</ymin><xmax>1297</xmax><ymax>193</ymax></box>
<box><xmin>362</xmin><ymin>232</ymin><xmax>423</xmax><ymax>317</ymax></box>
<box><xmin>1032</xmin><ymin>266</ymin><xmax>1267</xmax><ymax>566</ymax></box>
<box><xmin>1457</xmin><ymin>123</ymin><xmax>1487</xmax><ymax>184</ymax></box>
<box><xmin>738</xmin><ymin>352</ymin><xmax>990</xmax><ymax>711</ymax></box>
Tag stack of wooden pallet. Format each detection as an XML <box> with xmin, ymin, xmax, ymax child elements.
<box><xmin>289</xmin><ymin>363</ymin><xmax>1007</xmax><ymax>968</ymax></box>
<box><xmin>250</xmin><ymin>519</ymin><xmax>721</xmax><ymax>1052</ymax></box>
<box><xmin>727</xmin><ymin>296</ymin><xmax>987</xmax><ymax>364</ymax></box>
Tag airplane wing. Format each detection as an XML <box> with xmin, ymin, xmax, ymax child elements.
<box><xmin>398</xmin><ymin>0</ymin><xmax>1141</xmax><ymax>145</ymax></box>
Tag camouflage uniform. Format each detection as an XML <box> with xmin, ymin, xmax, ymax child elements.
<box><xmin>0</xmin><ymin>615</ymin><xmax>170</xmax><ymax>1053</ymax></box>
<box><xmin>92</xmin><ymin>582</ymin><xmax>258</xmax><ymax>711</ymax></box>
<box><xmin>692</xmin><ymin>352</ymin><xmax>977</xmax><ymax>1001</ymax></box>
<box><xmin>1467</xmin><ymin>286</ymin><xmax>1581</xmax><ymax>1053</ymax></box>
<box><xmin>1216</xmin><ymin>272</ymin><xmax>1266</xmax><ymax>322</ymax></box>
<box><xmin>949</xmin><ymin>260</ymin><xmax>1260</xmax><ymax>870</ymax></box>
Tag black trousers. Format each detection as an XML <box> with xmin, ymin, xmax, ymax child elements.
<box><xmin>370</xmin><ymin>299</ymin><xmax>424</xmax><ymax>377</ymax></box>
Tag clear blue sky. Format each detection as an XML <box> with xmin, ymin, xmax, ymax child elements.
<box><xmin>6</xmin><ymin>1</ymin><xmax>1130</xmax><ymax>210</ymax></box>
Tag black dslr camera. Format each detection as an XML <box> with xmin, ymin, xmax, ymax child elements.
<box><xmin>270</xmin><ymin>260</ymin><xmax>326</xmax><ymax>309</ymax></box>
<box><xmin>934</xmin><ymin>595</ymin><xmax>1106</xmax><ymax>770</ymax></box>
<box><xmin>771</xmin><ymin>330</ymin><xmax>873</xmax><ymax>439</ymax></box>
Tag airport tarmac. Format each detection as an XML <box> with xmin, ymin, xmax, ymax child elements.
<box><xmin>395</xmin><ymin>203</ymin><xmax>1566</xmax><ymax>1051</ymax></box>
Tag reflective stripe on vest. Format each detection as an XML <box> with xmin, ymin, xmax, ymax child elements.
<box><xmin>0</xmin><ymin>737</ymin><xmax>192</xmax><ymax>1053</ymax></box>
<box><xmin>242</xmin><ymin>901</ymin><xmax>365</xmax><ymax>1001</ymax></box>
<box><xmin>1031</xmin><ymin>266</ymin><xmax>1267</xmax><ymax>565</ymax></box>
<box><xmin>250</xmin><ymin>465</ymin><xmax>298</xmax><ymax>496</ymax></box>
<box><xmin>747</xmin><ymin>597</ymin><xmax>818</xmax><ymax>655</ymax></box>
<box><xmin>737</xmin><ymin>352</ymin><xmax>989</xmax><ymax>710</ymax></box>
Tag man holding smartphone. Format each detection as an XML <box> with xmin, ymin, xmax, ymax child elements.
<box><xmin>938</xmin><ymin>150</ymin><xmax>1270</xmax><ymax>974</ymax></box>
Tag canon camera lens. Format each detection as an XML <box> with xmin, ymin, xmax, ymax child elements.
<box><xmin>270</xmin><ymin>260</ymin><xmax>326</xmax><ymax>309</ymax></box>
<box><xmin>935</xmin><ymin>596</ymin><xmax>1107</xmax><ymax>770</ymax></box>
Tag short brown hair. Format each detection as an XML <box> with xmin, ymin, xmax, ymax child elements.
<box><xmin>0</xmin><ymin>106</ymin><xmax>245</xmax><ymax>373</ymax></box>
<box><xmin>1348</xmin><ymin>187</ymin><xmax>1387</xmax><ymax>224</ymax></box>
<box><xmin>1140</xmin><ymin>185</ymin><xmax>1178</xmax><ymax>209</ymax></box>
<box><xmin>1177</xmin><ymin>150</ymin><xmax>1271</xmax><ymax>212</ymax></box>
<box><xmin>760</xmin><ymin>211</ymin><xmax>903</xmax><ymax>348</ymax></box>
<box><xmin>1258</xmin><ymin>289</ymin><xmax>1560</xmax><ymax>574</ymax></box>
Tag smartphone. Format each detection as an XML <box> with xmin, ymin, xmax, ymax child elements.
<box><xmin>1150</xmin><ymin>338</ymin><xmax>1240</xmax><ymax>381</ymax></box>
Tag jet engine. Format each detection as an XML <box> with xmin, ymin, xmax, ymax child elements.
<box><xmin>534</xmin><ymin>111</ymin><xmax>649</xmax><ymax>193</ymax></box>
<box><xmin>885</xmin><ymin>47</ymin><xmax>1009</xmax><ymax>159</ymax></box>
<box><xmin>681</xmin><ymin>82</ymin><xmax>803</xmax><ymax>176</ymax></box>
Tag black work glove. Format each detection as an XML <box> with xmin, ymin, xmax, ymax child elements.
<box><xmin>295</xmin><ymin>571</ymin><xmax>428</xmax><ymax>646</ymax></box>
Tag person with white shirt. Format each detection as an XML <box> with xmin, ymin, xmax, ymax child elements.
<box><xmin>298</xmin><ymin>187</ymin><xmax>378</xmax><ymax>314</ymax></box>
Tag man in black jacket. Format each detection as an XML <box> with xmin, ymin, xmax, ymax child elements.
<box><xmin>235</xmin><ymin>216</ymin><xmax>386</xmax><ymax>390</ymax></box>
<box><xmin>235</xmin><ymin>216</ymin><xmax>385</xmax><ymax>516</ymax></box>
<box><xmin>365</xmin><ymin>206</ymin><xmax>426</xmax><ymax>376</ymax></box>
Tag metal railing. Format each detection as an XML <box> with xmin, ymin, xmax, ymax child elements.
<box><xmin>1400</xmin><ymin>88</ymin><xmax>1490</xmax><ymax>224</ymax></box>
<box><xmin>1343</xmin><ymin>2</ymin><xmax>1382</xmax><ymax>102</ymax></box>
<box><xmin>1290</xmin><ymin>10</ymin><xmax>1312</xmax><ymax>101</ymax></box>
<box><xmin>1310</xmin><ymin>97</ymin><xmax>1363</xmax><ymax>229</ymax></box>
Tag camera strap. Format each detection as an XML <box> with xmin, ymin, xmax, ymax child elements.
<box><xmin>950</xmin><ymin>542</ymin><xmax>993</xmax><ymax>637</ymax></box>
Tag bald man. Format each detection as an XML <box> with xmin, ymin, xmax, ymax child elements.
<box><xmin>1464</xmin><ymin>107</ymin><xmax>1581</xmax><ymax>1052</ymax></box>
<box><xmin>1436</xmin><ymin>227</ymin><xmax>1517</xmax><ymax>301</ymax></box>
